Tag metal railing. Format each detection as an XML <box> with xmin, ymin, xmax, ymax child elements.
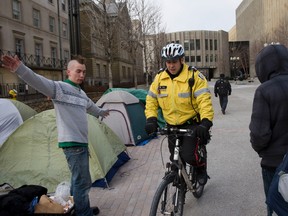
<box><xmin>0</xmin><ymin>49</ymin><xmax>68</xmax><ymax>70</ymax></box>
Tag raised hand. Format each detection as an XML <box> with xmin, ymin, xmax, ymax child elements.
<box><xmin>102</xmin><ymin>109</ymin><xmax>110</xmax><ymax>118</ymax></box>
<box><xmin>1</xmin><ymin>55</ymin><xmax>21</xmax><ymax>72</ymax></box>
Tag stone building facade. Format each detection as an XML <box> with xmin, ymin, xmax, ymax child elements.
<box><xmin>235</xmin><ymin>0</ymin><xmax>288</xmax><ymax>77</ymax></box>
<box><xmin>165</xmin><ymin>30</ymin><xmax>230</xmax><ymax>80</ymax></box>
<box><xmin>0</xmin><ymin>0</ymin><xmax>70</xmax><ymax>97</ymax></box>
<box><xmin>79</xmin><ymin>0</ymin><xmax>144</xmax><ymax>88</ymax></box>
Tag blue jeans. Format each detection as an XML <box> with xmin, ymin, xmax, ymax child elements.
<box><xmin>262</xmin><ymin>167</ymin><xmax>276</xmax><ymax>216</ymax></box>
<box><xmin>219</xmin><ymin>95</ymin><xmax>228</xmax><ymax>111</ymax></box>
<box><xmin>63</xmin><ymin>147</ymin><xmax>93</xmax><ymax>216</ymax></box>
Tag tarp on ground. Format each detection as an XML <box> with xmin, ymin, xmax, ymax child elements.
<box><xmin>0</xmin><ymin>109</ymin><xmax>128</xmax><ymax>192</ymax></box>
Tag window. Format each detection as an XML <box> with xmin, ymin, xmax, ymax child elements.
<box><xmin>210</xmin><ymin>54</ymin><xmax>213</xmax><ymax>62</ymax></box>
<box><xmin>51</xmin><ymin>46</ymin><xmax>57</xmax><ymax>66</ymax></box>
<box><xmin>33</xmin><ymin>9</ymin><xmax>40</xmax><ymax>28</ymax></box>
<box><xmin>61</xmin><ymin>0</ymin><xmax>66</xmax><ymax>11</ymax></box>
<box><xmin>15</xmin><ymin>38</ymin><xmax>24</xmax><ymax>59</ymax></box>
<box><xmin>63</xmin><ymin>50</ymin><xmax>69</xmax><ymax>66</ymax></box>
<box><xmin>15</xmin><ymin>39</ymin><xmax>24</xmax><ymax>60</ymax></box>
<box><xmin>96</xmin><ymin>63</ymin><xmax>100</xmax><ymax>77</ymax></box>
<box><xmin>62</xmin><ymin>22</ymin><xmax>67</xmax><ymax>37</ymax></box>
<box><xmin>196</xmin><ymin>56</ymin><xmax>201</xmax><ymax>62</ymax></box>
<box><xmin>35</xmin><ymin>43</ymin><xmax>42</xmax><ymax>66</ymax></box>
<box><xmin>12</xmin><ymin>0</ymin><xmax>21</xmax><ymax>20</ymax></box>
<box><xmin>210</xmin><ymin>39</ymin><xmax>213</xmax><ymax>50</ymax></box>
<box><xmin>122</xmin><ymin>66</ymin><xmax>126</xmax><ymax>79</ymax></box>
<box><xmin>191</xmin><ymin>56</ymin><xmax>195</xmax><ymax>62</ymax></box>
<box><xmin>214</xmin><ymin>39</ymin><xmax>217</xmax><ymax>50</ymax></box>
<box><xmin>196</xmin><ymin>39</ymin><xmax>200</xmax><ymax>50</ymax></box>
<box><xmin>205</xmin><ymin>39</ymin><xmax>208</xmax><ymax>50</ymax></box>
<box><xmin>184</xmin><ymin>41</ymin><xmax>189</xmax><ymax>51</ymax></box>
<box><xmin>128</xmin><ymin>68</ymin><xmax>131</xmax><ymax>80</ymax></box>
<box><xmin>103</xmin><ymin>65</ymin><xmax>107</xmax><ymax>78</ymax></box>
<box><xmin>49</xmin><ymin>16</ymin><xmax>55</xmax><ymax>32</ymax></box>
<box><xmin>190</xmin><ymin>39</ymin><xmax>195</xmax><ymax>50</ymax></box>
<box><xmin>185</xmin><ymin>56</ymin><xmax>189</xmax><ymax>63</ymax></box>
<box><xmin>205</xmin><ymin>54</ymin><xmax>209</xmax><ymax>63</ymax></box>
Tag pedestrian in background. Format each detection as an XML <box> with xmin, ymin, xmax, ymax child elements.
<box><xmin>249</xmin><ymin>44</ymin><xmax>288</xmax><ymax>216</ymax></box>
<box><xmin>1</xmin><ymin>54</ymin><xmax>109</xmax><ymax>216</ymax></box>
<box><xmin>214</xmin><ymin>73</ymin><xmax>231</xmax><ymax>114</ymax></box>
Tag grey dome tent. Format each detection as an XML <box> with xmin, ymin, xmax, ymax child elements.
<box><xmin>96</xmin><ymin>90</ymin><xmax>152</xmax><ymax>146</ymax></box>
<box><xmin>0</xmin><ymin>109</ymin><xmax>128</xmax><ymax>192</ymax></box>
<box><xmin>0</xmin><ymin>99</ymin><xmax>23</xmax><ymax>147</ymax></box>
<box><xmin>0</xmin><ymin>99</ymin><xmax>37</xmax><ymax>147</ymax></box>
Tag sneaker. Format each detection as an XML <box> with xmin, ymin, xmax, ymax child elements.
<box><xmin>92</xmin><ymin>206</ymin><xmax>100</xmax><ymax>215</ymax></box>
<box><xmin>221</xmin><ymin>109</ymin><xmax>225</xmax><ymax>115</ymax></box>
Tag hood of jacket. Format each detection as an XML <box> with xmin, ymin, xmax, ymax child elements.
<box><xmin>255</xmin><ymin>44</ymin><xmax>288</xmax><ymax>83</ymax></box>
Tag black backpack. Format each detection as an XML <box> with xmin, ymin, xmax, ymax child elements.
<box><xmin>217</xmin><ymin>80</ymin><xmax>228</xmax><ymax>96</ymax></box>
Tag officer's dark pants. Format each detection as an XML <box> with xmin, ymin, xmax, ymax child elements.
<box><xmin>167</xmin><ymin>124</ymin><xmax>206</xmax><ymax>167</ymax></box>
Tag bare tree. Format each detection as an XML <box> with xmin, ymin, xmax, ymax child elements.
<box><xmin>229</xmin><ymin>41</ymin><xmax>250</xmax><ymax>79</ymax></box>
<box><xmin>273</xmin><ymin>23</ymin><xmax>288</xmax><ymax>46</ymax></box>
<box><xmin>127</xmin><ymin>0</ymin><xmax>164</xmax><ymax>86</ymax></box>
<box><xmin>120</xmin><ymin>1</ymin><xmax>143</xmax><ymax>88</ymax></box>
<box><xmin>80</xmin><ymin>0</ymin><xmax>129</xmax><ymax>88</ymax></box>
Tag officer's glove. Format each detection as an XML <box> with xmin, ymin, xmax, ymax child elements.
<box><xmin>196</xmin><ymin>118</ymin><xmax>213</xmax><ymax>144</ymax></box>
<box><xmin>145</xmin><ymin>117</ymin><xmax>158</xmax><ymax>135</ymax></box>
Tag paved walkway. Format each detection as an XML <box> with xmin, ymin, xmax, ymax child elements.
<box><xmin>89</xmin><ymin>80</ymin><xmax>267</xmax><ymax>216</ymax></box>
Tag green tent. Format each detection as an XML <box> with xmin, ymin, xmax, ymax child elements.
<box><xmin>9</xmin><ymin>99</ymin><xmax>37</xmax><ymax>121</ymax></box>
<box><xmin>0</xmin><ymin>109</ymin><xmax>127</xmax><ymax>192</ymax></box>
<box><xmin>104</xmin><ymin>88</ymin><xmax>165</xmax><ymax>128</ymax></box>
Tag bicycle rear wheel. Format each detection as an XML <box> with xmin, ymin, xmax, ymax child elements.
<box><xmin>149</xmin><ymin>173</ymin><xmax>185</xmax><ymax>216</ymax></box>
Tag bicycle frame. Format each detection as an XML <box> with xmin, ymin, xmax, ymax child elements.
<box><xmin>149</xmin><ymin>127</ymin><xmax>205</xmax><ymax>216</ymax></box>
<box><xmin>172</xmin><ymin>133</ymin><xmax>194</xmax><ymax>191</ymax></box>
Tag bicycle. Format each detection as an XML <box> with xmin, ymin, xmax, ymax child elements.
<box><xmin>149</xmin><ymin>126</ymin><xmax>208</xmax><ymax>216</ymax></box>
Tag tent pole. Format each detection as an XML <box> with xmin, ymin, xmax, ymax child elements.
<box><xmin>104</xmin><ymin>178</ymin><xmax>111</xmax><ymax>190</ymax></box>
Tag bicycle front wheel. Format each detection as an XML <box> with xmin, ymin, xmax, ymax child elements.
<box><xmin>192</xmin><ymin>180</ymin><xmax>204</xmax><ymax>198</ymax></box>
<box><xmin>149</xmin><ymin>173</ymin><xmax>185</xmax><ymax>216</ymax></box>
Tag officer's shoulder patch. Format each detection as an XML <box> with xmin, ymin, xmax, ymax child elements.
<box><xmin>188</xmin><ymin>66</ymin><xmax>197</xmax><ymax>72</ymax></box>
<box><xmin>157</xmin><ymin>68</ymin><xmax>165</xmax><ymax>74</ymax></box>
<box><xmin>198</xmin><ymin>72</ymin><xmax>205</xmax><ymax>80</ymax></box>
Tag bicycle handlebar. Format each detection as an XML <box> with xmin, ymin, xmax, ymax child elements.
<box><xmin>158</xmin><ymin>127</ymin><xmax>194</xmax><ymax>136</ymax></box>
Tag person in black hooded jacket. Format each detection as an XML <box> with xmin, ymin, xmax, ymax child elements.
<box><xmin>249</xmin><ymin>43</ymin><xmax>288</xmax><ymax>216</ymax></box>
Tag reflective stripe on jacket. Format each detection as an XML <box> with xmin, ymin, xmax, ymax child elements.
<box><xmin>145</xmin><ymin>64</ymin><xmax>214</xmax><ymax>125</ymax></box>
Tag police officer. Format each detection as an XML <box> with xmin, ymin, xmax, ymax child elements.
<box><xmin>9</xmin><ymin>89</ymin><xmax>17</xmax><ymax>100</ymax></box>
<box><xmin>144</xmin><ymin>43</ymin><xmax>214</xmax><ymax>185</ymax></box>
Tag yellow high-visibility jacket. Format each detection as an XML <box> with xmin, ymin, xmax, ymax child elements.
<box><xmin>9</xmin><ymin>89</ymin><xmax>17</xmax><ymax>100</ymax></box>
<box><xmin>145</xmin><ymin>64</ymin><xmax>214</xmax><ymax>125</ymax></box>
